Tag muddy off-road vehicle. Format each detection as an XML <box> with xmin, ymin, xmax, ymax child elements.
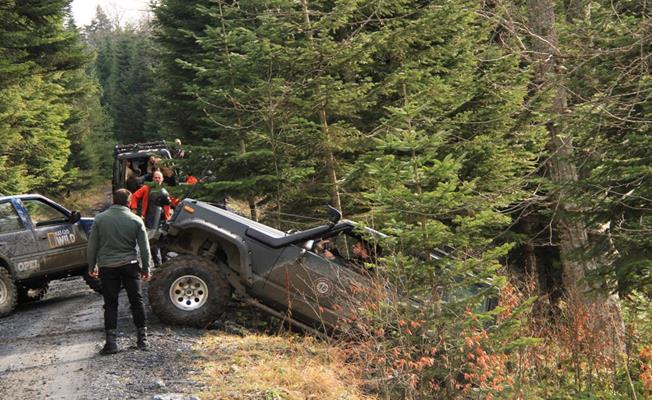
<box><xmin>113</xmin><ymin>140</ymin><xmax>174</xmax><ymax>191</ymax></box>
<box><xmin>149</xmin><ymin>200</ymin><xmax>383</xmax><ymax>337</ymax></box>
<box><xmin>0</xmin><ymin>194</ymin><xmax>102</xmax><ymax>316</ymax></box>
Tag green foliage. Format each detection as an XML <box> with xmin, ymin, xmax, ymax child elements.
<box><xmin>151</xmin><ymin>0</ymin><xmax>216</xmax><ymax>141</ymax></box>
<box><xmin>83</xmin><ymin>10</ymin><xmax>157</xmax><ymax>144</ymax></box>
<box><xmin>563</xmin><ymin>2</ymin><xmax>652</xmax><ymax>297</ymax></box>
<box><xmin>148</xmin><ymin>1</ymin><xmax>652</xmax><ymax>398</ymax></box>
<box><xmin>0</xmin><ymin>0</ymin><xmax>107</xmax><ymax>194</ymax></box>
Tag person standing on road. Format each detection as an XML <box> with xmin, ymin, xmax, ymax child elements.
<box><xmin>88</xmin><ymin>189</ymin><xmax>153</xmax><ymax>355</ymax></box>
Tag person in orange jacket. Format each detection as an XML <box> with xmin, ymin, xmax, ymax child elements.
<box><xmin>130</xmin><ymin>170</ymin><xmax>172</xmax><ymax>226</ymax></box>
<box><xmin>170</xmin><ymin>173</ymin><xmax>198</xmax><ymax>208</ymax></box>
<box><xmin>130</xmin><ymin>170</ymin><xmax>171</xmax><ymax>267</ymax></box>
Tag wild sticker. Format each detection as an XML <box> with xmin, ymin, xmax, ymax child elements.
<box><xmin>47</xmin><ymin>228</ymin><xmax>76</xmax><ymax>248</ymax></box>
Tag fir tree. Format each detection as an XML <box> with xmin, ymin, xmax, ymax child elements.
<box><xmin>0</xmin><ymin>0</ymin><xmax>98</xmax><ymax>194</ymax></box>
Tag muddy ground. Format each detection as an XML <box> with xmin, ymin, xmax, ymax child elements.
<box><xmin>0</xmin><ymin>278</ymin><xmax>206</xmax><ymax>400</ymax></box>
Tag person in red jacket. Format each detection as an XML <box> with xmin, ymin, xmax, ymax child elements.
<box><xmin>130</xmin><ymin>171</ymin><xmax>171</xmax><ymax>225</ymax></box>
<box><xmin>130</xmin><ymin>170</ymin><xmax>171</xmax><ymax>267</ymax></box>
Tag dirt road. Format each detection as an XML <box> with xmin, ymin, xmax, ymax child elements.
<box><xmin>0</xmin><ymin>276</ymin><xmax>205</xmax><ymax>400</ymax></box>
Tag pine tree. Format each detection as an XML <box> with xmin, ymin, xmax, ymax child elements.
<box><xmin>349</xmin><ymin>1</ymin><xmax>543</xmax><ymax>395</ymax></box>
<box><xmin>83</xmin><ymin>12</ymin><xmax>157</xmax><ymax>145</ymax></box>
<box><xmin>176</xmin><ymin>0</ymin><xmax>379</xmax><ymax>221</ymax></box>
<box><xmin>151</xmin><ymin>0</ymin><xmax>216</xmax><ymax>141</ymax></box>
<box><xmin>564</xmin><ymin>1</ymin><xmax>652</xmax><ymax>297</ymax></box>
<box><xmin>0</xmin><ymin>0</ymin><xmax>96</xmax><ymax>194</ymax></box>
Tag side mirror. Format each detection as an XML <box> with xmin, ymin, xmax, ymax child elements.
<box><xmin>69</xmin><ymin>211</ymin><xmax>81</xmax><ymax>224</ymax></box>
<box><xmin>326</xmin><ymin>205</ymin><xmax>342</xmax><ymax>224</ymax></box>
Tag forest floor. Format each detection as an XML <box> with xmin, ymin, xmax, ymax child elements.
<box><xmin>0</xmin><ymin>183</ymin><xmax>369</xmax><ymax>400</ymax></box>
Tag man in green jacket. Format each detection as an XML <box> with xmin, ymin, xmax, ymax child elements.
<box><xmin>88</xmin><ymin>189</ymin><xmax>153</xmax><ymax>355</ymax></box>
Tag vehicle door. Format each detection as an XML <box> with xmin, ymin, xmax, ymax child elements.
<box><xmin>263</xmin><ymin>231</ymin><xmax>375</xmax><ymax>329</ymax></box>
<box><xmin>19</xmin><ymin>198</ymin><xmax>88</xmax><ymax>274</ymax></box>
<box><xmin>0</xmin><ymin>200</ymin><xmax>43</xmax><ymax>280</ymax></box>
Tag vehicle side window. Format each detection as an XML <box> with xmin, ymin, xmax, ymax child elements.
<box><xmin>22</xmin><ymin>199</ymin><xmax>68</xmax><ymax>226</ymax></box>
<box><xmin>331</xmin><ymin>233</ymin><xmax>354</xmax><ymax>260</ymax></box>
<box><xmin>0</xmin><ymin>202</ymin><xmax>23</xmax><ymax>233</ymax></box>
<box><xmin>324</xmin><ymin>232</ymin><xmax>379</xmax><ymax>267</ymax></box>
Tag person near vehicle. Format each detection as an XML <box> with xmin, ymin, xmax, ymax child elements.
<box><xmin>130</xmin><ymin>170</ymin><xmax>172</xmax><ymax>266</ymax></box>
<box><xmin>160</xmin><ymin>165</ymin><xmax>177</xmax><ymax>186</ymax></box>
<box><xmin>170</xmin><ymin>172</ymin><xmax>198</xmax><ymax>208</ymax></box>
<box><xmin>146</xmin><ymin>155</ymin><xmax>161</xmax><ymax>175</ymax></box>
<box><xmin>126</xmin><ymin>160</ymin><xmax>138</xmax><ymax>179</ymax></box>
<box><xmin>87</xmin><ymin>189</ymin><xmax>153</xmax><ymax>355</ymax></box>
<box><xmin>130</xmin><ymin>171</ymin><xmax>172</xmax><ymax>228</ymax></box>
<box><xmin>181</xmin><ymin>173</ymin><xmax>198</xmax><ymax>185</ymax></box>
<box><xmin>315</xmin><ymin>239</ymin><xmax>344</xmax><ymax>263</ymax></box>
<box><xmin>351</xmin><ymin>239</ymin><xmax>377</xmax><ymax>267</ymax></box>
<box><xmin>352</xmin><ymin>240</ymin><xmax>370</xmax><ymax>260</ymax></box>
<box><xmin>172</xmin><ymin>138</ymin><xmax>185</xmax><ymax>159</ymax></box>
<box><xmin>125</xmin><ymin>167</ymin><xmax>143</xmax><ymax>194</ymax></box>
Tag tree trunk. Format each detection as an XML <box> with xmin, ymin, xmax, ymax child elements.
<box><xmin>527</xmin><ymin>0</ymin><xmax>624</xmax><ymax>352</ymax></box>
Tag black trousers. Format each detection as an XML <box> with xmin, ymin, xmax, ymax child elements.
<box><xmin>99</xmin><ymin>263</ymin><xmax>146</xmax><ymax>331</ymax></box>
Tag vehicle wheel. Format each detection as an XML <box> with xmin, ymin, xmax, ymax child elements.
<box><xmin>17</xmin><ymin>282</ymin><xmax>49</xmax><ymax>303</ymax></box>
<box><xmin>83</xmin><ymin>273</ymin><xmax>103</xmax><ymax>294</ymax></box>
<box><xmin>0</xmin><ymin>268</ymin><xmax>17</xmax><ymax>317</ymax></box>
<box><xmin>149</xmin><ymin>255</ymin><xmax>231</xmax><ymax>328</ymax></box>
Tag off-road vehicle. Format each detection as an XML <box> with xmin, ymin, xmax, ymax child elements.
<box><xmin>149</xmin><ymin>200</ymin><xmax>382</xmax><ymax>337</ymax></box>
<box><xmin>0</xmin><ymin>194</ymin><xmax>101</xmax><ymax>316</ymax></box>
<box><xmin>113</xmin><ymin>140</ymin><xmax>174</xmax><ymax>191</ymax></box>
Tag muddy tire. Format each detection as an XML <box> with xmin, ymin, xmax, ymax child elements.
<box><xmin>17</xmin><ymin>282</ymin><xmax>49</xmax><ymax>303</ymax></box>
<box><xmin>149</xmin><ymin>255</ymin><xmax>231</xmax><ymax>328</ymax></box>
<box><xmin>0</xmin><ymin>268</ymin><xmax>17</xmax><ymax>317</ymax></box>
<box><xmin>83</xmin><ymin>273</ymin><xmax>103</xmax><ymax>294</ymax></box>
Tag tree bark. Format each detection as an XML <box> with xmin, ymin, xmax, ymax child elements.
<box><xmin>527</xmin><ymin>0</ymin><xmax>624</xmax><ymax>352</ymax></box>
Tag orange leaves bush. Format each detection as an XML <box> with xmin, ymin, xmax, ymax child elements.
<box><xmin>641</xmin><ymin>345</ymin><xmax>652</xmax><ymax>393</ymax></box>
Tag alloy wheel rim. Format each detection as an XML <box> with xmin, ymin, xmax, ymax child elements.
<box><xmin>169</xmin><ymin>275</ymin><xmax>208</xmax><ymax>311</ymax></box>
<box><xmin>0</xmin><ymin>279</ymin><xmax>7</xmax><ymax>304</ymax></box>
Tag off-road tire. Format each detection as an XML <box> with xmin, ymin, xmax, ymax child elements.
<box><xmin>0</xmin><ymin>268</ymin><xmax>17</xmax><ymax>317</ymax></box>
<box><xmin>17</xmin><ymin>282</ymin><xmax>49</xmax><ymax>303</ymax></box>
<box><xmin>83</xmin><ymin>273</ymin><xmax>103</xmax><ymax>294</ymax></box>
<box><xmin>149</xmin><ymin>255</ymin><xmax>231</xmax><ymax>328</ymax></box>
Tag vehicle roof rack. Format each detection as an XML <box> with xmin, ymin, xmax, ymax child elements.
<box><xmin>114</xmin><ymin>140</ymin><xmax>167</xmax><ymax>156</ymax></box>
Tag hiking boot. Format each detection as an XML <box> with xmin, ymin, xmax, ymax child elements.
<box><xmin>136</xmin><ymin>327</ymin><xmax>149</xmax><ymax>351</ymax></box>
<box><xmin>100</xmin><ymin>329</ymin><xmax>119</xmax><ymax>355</ymax></box>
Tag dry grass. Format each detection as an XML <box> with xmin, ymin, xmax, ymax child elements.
<box><xmin>194</xmin><ymin>332</ymin><xmax>376</xmax><ymax>400</ymax></box>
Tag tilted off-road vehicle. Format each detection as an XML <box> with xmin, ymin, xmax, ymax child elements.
<box><xmin>149</xmin><ymin>200</ymin><xmax>383</xmax><ymax>337</ymax></box>
<box><xmin>0</xmin><ymin>194</ymin><xmax>102</xmax><ymax>316</ymax></box>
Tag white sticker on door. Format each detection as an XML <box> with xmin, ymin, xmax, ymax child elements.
<box><xmin>47</xmin><ymin>228</ymin><xmax>76</xmax><ymax>248</ymax></box>
<box><xmin>17</xmin><ymin>259</ymin><xmax>39</xmax><ymax>272</ymax></box>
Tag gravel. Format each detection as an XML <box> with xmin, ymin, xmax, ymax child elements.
<box><xmin>0</xmin><ymin>277</ymin><xmax>207</xmax><ymax>400</ymax></box>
